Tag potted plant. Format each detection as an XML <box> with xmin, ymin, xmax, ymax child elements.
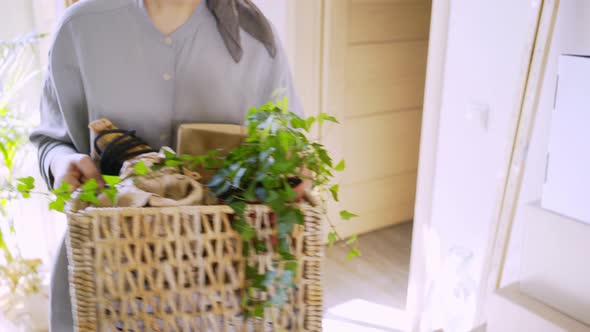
<box><xmin>0</xmin><ymin>33</ymin><xmax>49</xmax><ymax>331</ymax></box>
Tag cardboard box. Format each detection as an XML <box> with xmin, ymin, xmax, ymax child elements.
<box><xmin>541</xmin><ymin>54</ymin><xmax>590</xmax><ymax>224</ymax></box>
<box><xmin>176</xmin><ymin>123</ymin><xmax>247</xmax><ymax>181</ymax></box>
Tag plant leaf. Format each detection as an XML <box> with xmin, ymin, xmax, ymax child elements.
<box><xmin>280</xmin><ymin>270</ymin><xmax>294</xmax><ymax>287</ymax></box>
<box><xmin>254</xmin><ymin>186</ymin><xmax>267</xmax><ymax>201</ymax></box>
<box><xmin>16</xmin><ymin>183</ymin><xmax>28</xmax><ymax>193</ymax></box>
<box><xmin>253</xmin><ymin>304</ymin><xmax>264</xmax><ymax>318</ymax></box>
<box><xmin>272</xmin><ymin>160</ymin><xmax>292</xmax><ymax>173</ymax></box>
<box><xmin>318</xmin><ymin>113</ymin><xmax>339</xmax><ymax>125</ymax></box>
<box><xmin>278</xmin><ymin>130</ymin><xmax>291</xmax><ymax>152</ymax></box>
<box><xmin>285</xmin><ymin>261</ymin><xmax>298</xmax><ymax>274</ymax></box>
<box><xmin>316</xmin><ymin>147</ymin><xmax>333</xmax><ymax>167</ymax></box>
<box><xmin>103</xmin><ymin>188</ymin><xmax>118</xmax><ymax>205</ymax></box>
<box><xmin>49</xmin><ymin>198</ymin><xmax>66</xmax><ymax>213</ymax></box>
<box><xmin>328</xmin><ymin>232</ymin><xmax>337</xmax><ymax>247</ymax></box>
<box><xmin>305</xmin><ymin>117</ymin><xmax>316</xmax><ymax>131</ymax></box>
<box><xmin>212</xmin><ymin>181</ymin><xmax>232</xmax><ymax>197</ymax></box>
<box><xmin>276</xmin><ymin>96</ymin><xmax>289</xmax><ymax>112</ymax></box>
<box><xmin>265</xmin><ymin>190</ymin><xmax>280</xmax><ymax>205</ymax></box>
<box><xmin>232</xmin><ymin>167</ymin><xmax>247</xmax><ymax>188</ymax></box>
<box><xmin>233</xmin><ymin>220</ymin><xmax>255</xmax><ymax>241</ymax></box>
<box><xmin>165</xmin><ymin>159</ymin><xmax>184</xmax><ymax>167</ymax></box>
<box><xmin>329</xmin><ymin>184</ymin><xmax>340</xmax><ymax>202</ymax></box>
<box><xmin>17</xmin><ymin>176</ymin><xmax>34</xmax><ymax>188</ymax></box>
<box><xmin>102</xmin><ymin>175</ymin><xmax>121</xmax><ymax>186</ymax></box>
<box><xmin>283</xmin><ymin>181</ymin><xmax>297</xmax><ymax>201</ymax></box>
<box><xmin>229</xmin><ymin>201</ymin><xmax>247</xmax><ymax>217</ymax></box>
<box><xmin>79</xmin><ymin>191</ymin><xmax>100</xmax><ymax>205</ymax></box>
<box><xmin>152</xmin><ymin>163</ymin><xmax>165</xmax><ymax>171</ymax></box>
<box><xmin>208</xmin><ymin>174</ymin><xmax>225</xmax><ymax>188</ymax></box>
<box><xmin>291</xmin><ymin>117</ymin><xmax>307</xmax><ymax>130</ymax></box>
<box><xmin>16</xmin><ymin>176</ymin><xmax>35</xmax><ymax>197</ymax></box>
<box><xmin>346</xmin><ymin>234</ymin><xmax>358</xmax><ymax>245</ymax></box>
<box><xmin>334</xmin><ymin>160</ymin><xmax>346</xmax><ymax>172</ymax></box>
<box><xmin>254</xmin><ymin>240</ymin><xmax>267</xmax><ymax>254</ymax></box>
<box><xmin>277</xmin><ymin>208</ymin><xmax>304</xmax><ymax>225</ymax></box>
<box><xmin>340</xmin><ymin>210</ymin><xmax>359</xmax><ymax>220</ymax></box>
<box><xmin>347</xmin><ymin>247</ymin><xmax>361</xmax><ymax>260</ymax></box>
<box><xmin>51</xmin><ymin>182</ymin><xmax>72</xmax><ymax>201</ymax></box>
<box><xmin>134</xmin><ymin>161</ymin><xmax>149</xmax><ymax>175</ymax></box>
<box><xmin>82</xmin><ymin>178</ymin><xmax>99</xmax><ymax>192</ymax></box>
<box><xmin>163</xmin><ymin>149</ymin><xmax>177</xmax><ymax>160</ymax></box>
<box><xmin>278</xmin><ymin>222</ymin><xmax>294</xmax><ymax>235</ymax></box>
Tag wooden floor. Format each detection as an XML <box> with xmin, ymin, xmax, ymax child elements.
<box><xmin>323</xmin><ymin>222</ymin><xmax>413</xmax><ymax>331</ymax></box>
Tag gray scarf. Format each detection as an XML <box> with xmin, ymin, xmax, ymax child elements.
<box><xmin>207</xmin><ymin>0</ymin><xmax>277</xmax><ymax>63</ymax></box>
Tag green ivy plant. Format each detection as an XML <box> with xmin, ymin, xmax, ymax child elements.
<box><xmin>201</xmin><ymin>98</ymin><xmax>360</xmax><ymax>315</ymax></box>
<box><xmin>0</xmin><ymin>33</ymin><xmax>45</xmax><ymax>263</ymax></box>
<box><xmin>15</xmin><ymin>97</ymin><xmax>360</xmax><ymax>319</ymax></box>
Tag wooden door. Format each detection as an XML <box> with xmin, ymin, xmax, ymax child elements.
<box><xmin>323</xmin><ymin>0</ymin><xmax>432</xmax><ymax>237</ymax></box>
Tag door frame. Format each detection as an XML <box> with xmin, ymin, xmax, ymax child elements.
<box><xmin>405</xmin><ymin>0</ymin><xmax>450</xmax><ymax>330</ymax></box>
<box><xmin>475</xmin><ymin>0</ymin><xmax>560</xmax><ymax>327</ymax></box>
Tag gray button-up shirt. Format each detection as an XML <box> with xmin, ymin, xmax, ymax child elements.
<box><xmin>31</xmin><ymin>0</ymin><xmax>301</xmax><ymax>188</ymax></box>
<box><xmin>29</xmin><ymin>1</ymin><xmax>300</xmax><ymax>330</ymax></box>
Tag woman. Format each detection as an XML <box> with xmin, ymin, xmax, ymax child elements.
<box><xmin>30</xmin><ymin>0</ymin><xmax>301</xmax><ymax>330</ymax></box>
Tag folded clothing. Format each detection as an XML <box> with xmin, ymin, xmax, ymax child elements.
<box><xmin>70</xmin><ymin>119</ymin><xmax>208</xmax><ymax>212</ymax></box>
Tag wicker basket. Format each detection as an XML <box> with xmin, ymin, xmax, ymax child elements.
<box><xmin>65</xmin><ymin>198</ymin><xmax>324</xmax><ymax>332</ymax></box>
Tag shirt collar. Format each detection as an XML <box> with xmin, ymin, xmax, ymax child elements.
<box><xmin>135</xmin><ymin>0</ymin><xmax>208</xmax><ymax>42</ymax></box>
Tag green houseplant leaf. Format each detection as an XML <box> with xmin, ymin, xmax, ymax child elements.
<box><xmin>340</xmin><ymin>210</ymin><xmax>359</xmax><ymax>220</ymax></box>
<box><xmin>134</xmin><ymin>160</ymin><xmax>149</xmax><ymax>175</ymax></box>
<box><xmin>328</xmin><ymin>232</ymin><xmax>337</xmax><ymax>247</ymax></box>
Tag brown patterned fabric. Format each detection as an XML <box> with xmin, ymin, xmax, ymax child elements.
<box><xmin>207</xmin><ymin>0</ymin><xmax>277</xmax><ymax>62</ymax></box>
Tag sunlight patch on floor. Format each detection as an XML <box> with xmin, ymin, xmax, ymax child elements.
<box><xmin>323</xmin><ymin>318</ymin><xmax>393</xmax><ymax>332</ymax></box>
<box><xmin>323</xmin><ymin>299</ymin><xmax>408</xmax><ymax>332</ymax></box>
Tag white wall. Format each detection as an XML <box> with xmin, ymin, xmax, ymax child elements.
<box><xmin>427</xmin><ymin>0</ymin><xmax>540</xmax><ymax>328</ymax></box>
<box><xmin>0</xmin><ymin>1</ymin><xmax>36</xmax><ymax>39</ymax></box>
<box><xmin>253</xmin><ymin>0</ymin><xmax>288</xmax><ymax>48</ymax></box>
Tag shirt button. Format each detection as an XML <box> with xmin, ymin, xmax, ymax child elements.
<box><xmin>164</xmin><ymin>37</ymin><xmax>173</xmax><ymax>45</ymax></box>
<box><xmin>163</xmin><ymin>73</ymin><xmax>172</xmax><ymax>81</ymax></box>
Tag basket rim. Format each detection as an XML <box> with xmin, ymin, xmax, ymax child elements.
<box><xmin>66</xmin><ymin>191</ymin><xmax>322</xmax><ymax>216</ymax></box>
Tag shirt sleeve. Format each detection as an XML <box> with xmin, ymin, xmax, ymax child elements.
<box><xmin>29</xmin><ymin>20</ymin><xmax>87</xmax><ymax>189</ymax></box>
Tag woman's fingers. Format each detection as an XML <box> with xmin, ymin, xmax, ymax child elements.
<box><xmin>76</xmin><ymin>155</ymin><xmax>104</xmax><ymax>188</ymax></box>
<box><xmin>51</xmin><ymin>153</ymin><xmax>103</xmax><ymax>190</ymax></box>
<box><xmin>54</xmin><ymin>172</ymin><xmax>82</xmax><ymax>191</ymax></box>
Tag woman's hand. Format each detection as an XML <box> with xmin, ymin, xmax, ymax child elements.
<box><xmin>50</xmin><ymin>153</ymin><xmax>103</xmax><ymax>191</ymax></box>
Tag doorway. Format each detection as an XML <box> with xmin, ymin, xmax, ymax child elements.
<box><xmin>257</xmin><ymin>0</ymin><xmax>433</xmax><ymax>330</ymax></box>
<box><xmin>284</xmin><ymin>0</ymin><xmax>432</xmax><ymax>331</ymax></box>
<box><xmin>323</xmin><ymin>1</ymin><xmax>431</xmax><ymax>331</ymax></box>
